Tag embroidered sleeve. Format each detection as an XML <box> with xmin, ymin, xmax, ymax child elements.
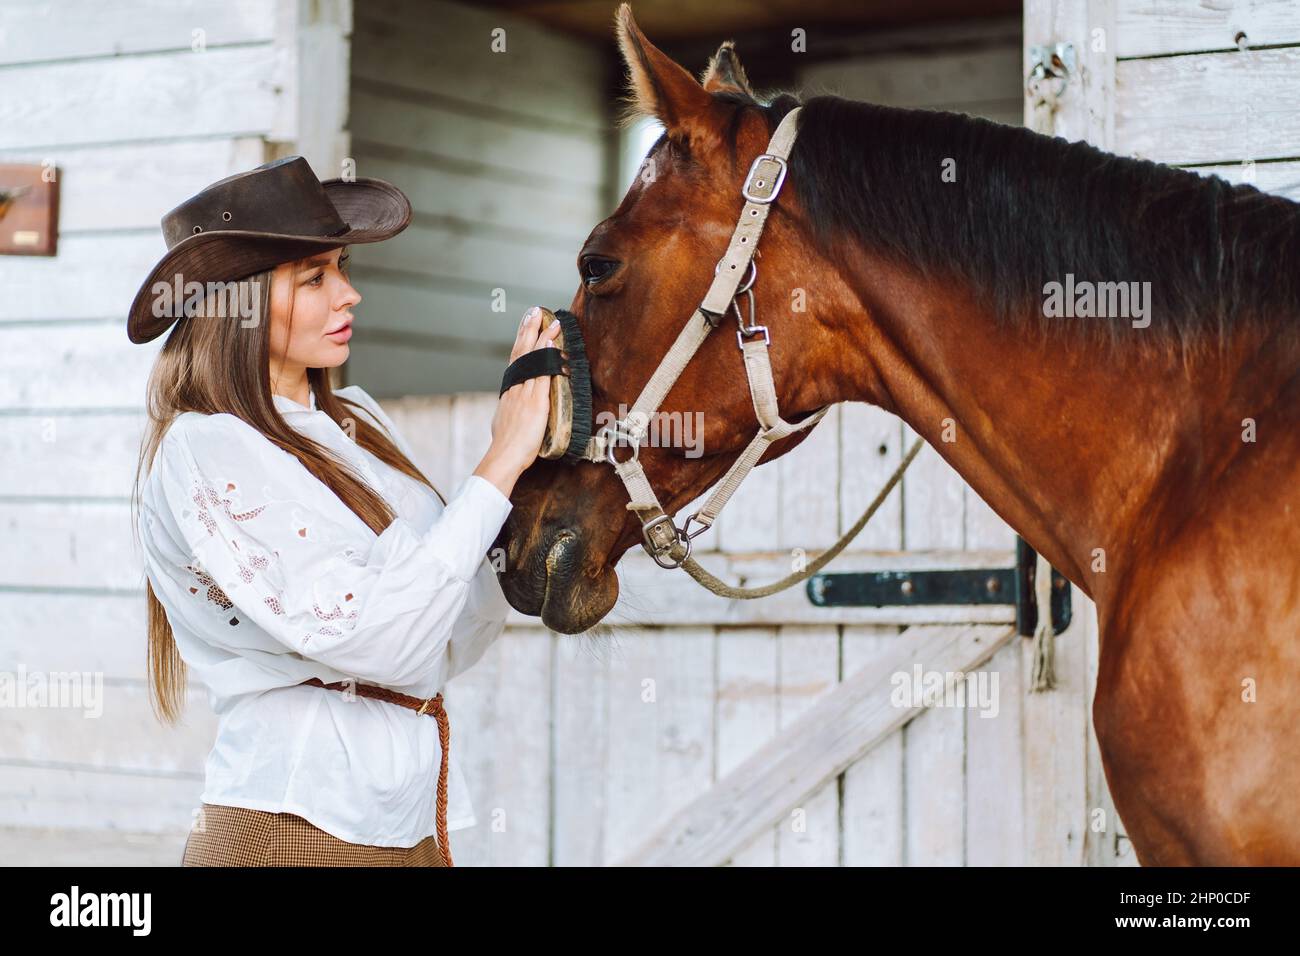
<box><xmin>151</xmin><ymin>414</ymin><xmax>514</xmax><ymax>687</ymax></box>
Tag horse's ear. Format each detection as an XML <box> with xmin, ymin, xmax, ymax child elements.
<box><xmin>613</xmin><ymin>3</ymin><xmax>714</xmax><ymax>138</ymax></box>
<box><xmin>700</xmin><ymin>41</ymin><xmax>753</xmax><ymax>97</ymax></box>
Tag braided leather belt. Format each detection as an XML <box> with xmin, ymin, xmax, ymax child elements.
<box><xmin>298</xmin><ymin>677</ymin><xmax>456</xmax><ymax>866</ymax></box>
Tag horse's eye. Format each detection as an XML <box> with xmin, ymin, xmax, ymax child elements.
<box><xmin>580</xmin><ymin>255</ymin><xmax>618</xmax><ymax>285</ymax></box>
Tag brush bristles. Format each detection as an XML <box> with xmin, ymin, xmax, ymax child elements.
<box><xmin>552</xmin><ymin>309</ymin><xmax>593</xmax><ymax>462</ymax></box>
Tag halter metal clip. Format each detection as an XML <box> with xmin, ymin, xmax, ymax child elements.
<box><xmin>598</xmin><ymin>419</ymin><xmax>642</xmax><ymax>466</ymax></box>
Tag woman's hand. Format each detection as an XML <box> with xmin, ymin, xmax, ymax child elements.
<box><xmin>474</xmin><ymin>306</ymin><xmax>562</xmax><ymax>497</ymax></box>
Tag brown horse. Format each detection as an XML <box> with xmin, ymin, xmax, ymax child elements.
<box><xmin>493</xmin><ymin>5</ymin><xmax>1300</xmax><ymax>865</ymax></box>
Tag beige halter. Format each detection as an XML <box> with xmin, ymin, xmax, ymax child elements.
<box><xmin>576</xmin><ymin>105</ymin><xmax>923</xmax><ymax>596</ymax></box>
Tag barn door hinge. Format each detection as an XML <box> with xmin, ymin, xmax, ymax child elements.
<box><xmin>806</xmin><ymin>536</ymin><xmax>1072</xmax><ymax>637</ymax></box>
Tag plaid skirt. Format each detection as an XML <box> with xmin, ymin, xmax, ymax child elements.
<box><xmin>181</xmin><ymin>802</ymin><xmax>448</xmax><ymax>867</ymax></box>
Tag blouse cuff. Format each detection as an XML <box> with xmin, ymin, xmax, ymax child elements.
<box><xmin>422</xmin><ymin>474</ymin><xmax>514</xmax><ymax>582</ymax></box>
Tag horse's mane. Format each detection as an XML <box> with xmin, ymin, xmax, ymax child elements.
<box><xmin>724</xmin><ymin>90</ymin><xmax>1300</xmax><ymax>353</ymax></box>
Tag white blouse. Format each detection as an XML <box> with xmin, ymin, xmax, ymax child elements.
<box><xmin>138</xmin><ymin>383</ymin><xmax>514</xmax><ymax>848</ymax></box>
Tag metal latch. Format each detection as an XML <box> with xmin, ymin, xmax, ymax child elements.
<box><xmin>807</xmin><ymin>536</ymin><xmax>1072</xmax><ymax>637</ymax></box>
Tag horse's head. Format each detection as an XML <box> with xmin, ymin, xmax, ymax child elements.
<box><xmin>494</xmin><ymin>5</ymin><xmax>861</xmax><ymax>633</ymax></box>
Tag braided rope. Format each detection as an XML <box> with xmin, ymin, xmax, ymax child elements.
<box><xmin>675</xmin><ymin>436</ymin><xmax>924</xmax><ymax>599</ymax></box>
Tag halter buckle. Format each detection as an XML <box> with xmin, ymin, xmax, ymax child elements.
<box><xmin>737</xmin><ymin>324</ymin><xmax>769</xmax><ymax>349</ymax></box>
<box><xmin>642</xmin><ymin>514</ymin><xmax>692</xmax><ymax>569</ymax></box>
<box><xmin>742</xmin><ymin>154</ymin><xmax>788</xmax><ymax>204</ymax></box>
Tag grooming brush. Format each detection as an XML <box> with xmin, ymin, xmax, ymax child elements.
<box><xmin>537</xmin><ymin>307</ymin><xmax>593</xmax><ymax>462</ymax></box>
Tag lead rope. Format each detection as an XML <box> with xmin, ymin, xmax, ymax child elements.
<box><xmin>673</xmin><ymin>436</ymin><xmax>924</xmax><ymax>599</ymax></box>
<box><xmin>1028</xmin><ymin>552</ymin><xmax>1057</xmax><ymax>692</ymax></box>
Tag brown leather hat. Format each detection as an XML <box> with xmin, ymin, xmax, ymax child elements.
<box><xmin>127</xmin><ymin>155</ymin><xmax>412</xmax><ymax>344</ymax></box>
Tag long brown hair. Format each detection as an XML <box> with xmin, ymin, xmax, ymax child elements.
<box><xmin>131</xmin><ymin>251</ymin><xmax>446</xmax><ymax>725</ymax></box>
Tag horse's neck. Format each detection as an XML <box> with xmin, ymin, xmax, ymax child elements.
<box><xmin>835</xmin><ymin>250</ymin><xmax>1268</xmax><ymax>603</ymax></box>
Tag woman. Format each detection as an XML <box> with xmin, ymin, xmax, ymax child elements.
<box><xmin>127</xmin><ymin>156</ymin><xmax>559</xmax><ymax>866</ymax></box>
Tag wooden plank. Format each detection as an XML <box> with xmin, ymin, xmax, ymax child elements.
<box><xmin>800</xmin><ymin>44</ymin><xmax>1023</xmax><ymax>111</ymax></box>
<box><xmin>352</xmin><ymin>0</ymin><xmax>607</xmax><ymax>133</ymax></box>
<box><xmin>963</xmin><ymin>491</ymin><xmax>1026</xmax><ymax>865</ymax></box>
<box><xmin>379</xmin><ymin>394</ymin><xmax>457</xmax><ymax>504</ymax></box>
<box><xmin>903</xmin><ymin>702</ymin><xmax>965</xmax><ymax>865</ymax></box>
<box><xmin>717</xmin><ymin>627</ymin><xmax>778</xmax><ymax>866</ymax></box>
<box><xmin>1115</xmin><ymin>48</ymin><xmax>1300</xmax><ymax>164</ymax></box>
<box><xmin>776</xmin><ymin>625</ymin><xmax>840</xmax><ymax>866</ymax></box>
<box><xmin>902</xmin><ymin>428</ymin><xmax>965</xmax><ymax>550</ymax></box>
<box><xmin>447</xmin><ymin>392</ymin><xmax>497</xmax><ymax>495</ymax></box>
<box><xmin>443</xmin><ymin>627</ymin><xmax>552</xmax><ymax>866</ymax></box>
<box><xmin>0</xmin><ymin>764</ymin><xmax>202</xmax><ymax>832</ymax></box>
<box><xmin>0</xmin><ymin>138</ymin><xmax>266</xmax><ymax>233</ymax></box>
<box><xmin>841</xmin><ymin>625</ymin><xmax>905</xmax><ymax>865</ymax></box>
<box><xmin>840</xmin><ymin>405</ymin><xmax>905</xmax><ymax>866</ymax></box>
<box><xmin>617</xmin><ymin>624</ymin><xmax>1016</xmax><ymax>866</ymax></box>
<box><xmin>603</xmin><ymin>627</ymin><xmax>715</xmax><ymax>864</ymax></box>
<box><xmin>0</xmin><ymin>412</ymin><xmax>148</xmax><ymax>497</ymax></box>
<box><xmin>0</xmin><ymin>45</ymin><xmax>284</xmax><ymax>150</ymax></box>
<box><xmin>349</xmin><ymin>87</ymin><xmax>605</xmax><ymax>191</ymax></box>
<box><xmin>1</xmin><ymin>825</ymin><xmax>188</xmax><ymax>866</ymax></box>
<box><xmin>900</xmin><ymin>435</ymin><xmax>966</xmax><ymax>865</ymax></box>
<box><xmin>778</xmin><ymin>404</ymin><xmax>840</xmax><ymax>551</ymax></box>
<box><xmin>368</xmin><ymin>220</ymin><xmax>578</xmax><ymax>300</ymax></box>
<box><xmin>1186</xmin><ymin>160</ymin><xmax>1300</xmax><ymax>202</ymax></box>
<box><xmin>839</xmin><ymin>405</ymin><xmax>905</xmax><ymax>551</ymax></box>
<box><xmin>964</xmin><ymin>487</ymin><xmax>1016</xmax><ymax>552</ymax></box>
<box><xmin>0</xmin><ymin>502</ymin><xmax>143</xmax><ymax>592</ymax></box>
<box><xmin>345</xmin><ymin>246</ymin><xmax>577</xmax><ymax>344</ymax></box>
<box><xmin>349</xmin><ymin>151</ymin><xmax>603</xmax><ymax>244</ymax></box>
<box><xmin>552</xmin><ymin>627</ymin><xmax>611</xmax><ymax>866</ymax></box>
<box><xmin>0</xmin><ymin>681</ymin><xmax>213</xmax><ymax>775</ymax></box>
<box><xmin>343</xmin><ymin>342</ymin><xmax>510</xmax><ymax>398</ymax></box>
<box><xmin>774</xmin><ymin>403</ymin><xmax>840</xmax><ymax>866</ymax></box>
<box><xmin>0</xmin><ymin>593</ymin><xmax>144</xmax><ymax>680</ymax></box>
<box><xmin>0</xmin><ymin>323</ymin><xmax>158</xmax><ymax>408</ymax></box>
<box><xmin>1021</xmin><ymin>583</ymin><xmax>1090</xmax><ymax>864</ymax></box>
<box><xmin>1117</xmin><ymin>0</ymin><xmax>1300</xmax><ymax>59</ymax></box>
<box><xmin>712</xmin><ymin>439</ymin><xmax>781</xmax><ymax>553</ymax></box>
<box><xmin>0</xmin><ymin>0</ymin><xmax>278</xmax><ymax>66</ymax></box>
<box><xmin>277</xmin><ymin>0</ymin><xmax>351</xmax><ymax>177</ymax></box>
<box><xmin>0</xmin><ymin>234</ymin><xmax>170</xmax><ymax>323</ymax></box>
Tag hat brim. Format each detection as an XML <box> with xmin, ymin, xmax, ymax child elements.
<box><xmin>127</xmin><ymin>177</ymin><xmax>411</xmax><ymax>344</ymax></box>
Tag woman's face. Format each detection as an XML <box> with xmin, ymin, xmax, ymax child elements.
<box><xmin>268</xmin><ymin>246</ymin><xmax>359</xmax><ymax>369</ymax></box>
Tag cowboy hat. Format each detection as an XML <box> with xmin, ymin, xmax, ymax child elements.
<box><xmin>126</xmin><ymin>155</ymin><xmax>412</xmax><ymax>344</ymax></box>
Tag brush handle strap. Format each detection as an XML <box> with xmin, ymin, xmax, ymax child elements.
<box><xmin>499</xmin><ymin>348</ymin><xmax>567</xmax><ymax>396</ymax></box>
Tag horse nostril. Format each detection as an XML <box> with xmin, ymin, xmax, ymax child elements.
<box><xmin>546</xmin><ymin>530</ymin><xmax>578</xmax><ymax>566</ymax></box>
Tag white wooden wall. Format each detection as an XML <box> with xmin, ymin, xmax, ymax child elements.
<box><xmin>799</xmin><ymin>15</ymin><xmax>1025</xmax><ymax>128</ymax></box>
<box><xmin>0</xmin><ymin>0</ymin><xmax>352</xmax><ymax>864</ymax></box>
<box><xmin>1114</xmin><ymin>0</ymin><xmax>1300</xmax><ymax>200</ymax></box>
<box><xmin>340</xmin><ymin>0</ymin><xmax>612</xmax><ymax>397</ymax></box>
